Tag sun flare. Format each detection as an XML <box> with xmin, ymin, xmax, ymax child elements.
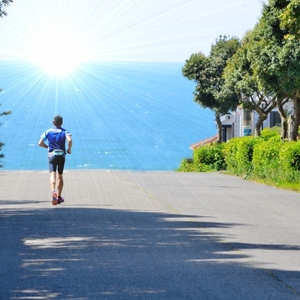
<box><xmin>27</xmin><ymin>29</ymin><xmax>86</xmax><ymax>76</ymax></box>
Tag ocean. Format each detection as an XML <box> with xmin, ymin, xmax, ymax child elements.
<box><xmin>0</xmin><ymin>61</ymin><xmax>216</xmax><ymax>171</ymax></box>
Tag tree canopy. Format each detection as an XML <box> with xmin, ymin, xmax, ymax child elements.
<box><xmin>184</xmin><ymin>0</ymin><xmax>300</xmax><ymax>141</ymax></box>
<box><xmin>223</xmin><ymin>29</ymin><xmax>279</xmax><ymax>137</ymax></box>
<box><xmin>182</xmin><ymin>36</ymin><xmax>240</xmax><ymax>142</ymax></box>
<box><xmin>249</xmin><ymin>0</ymin><xmax>300</xmax><ymax>140</ymax></box>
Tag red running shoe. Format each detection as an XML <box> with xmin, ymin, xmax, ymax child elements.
<box><xmin>52</xmin><ymin>191</ymin><xmax>58</xmax><ymax>205</ymax></box>
<box><xmin>57</xmin><ymin>196</ymin><xmax>64</xmax><ymax>204</ymax></box>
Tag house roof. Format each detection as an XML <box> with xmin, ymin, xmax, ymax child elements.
<box><xmin>189</xmin><ymin>134</ymin><xmax>218</xmax><ymax>150</ymax></box>
<box><xmin>221</xmin><ymin>117</ymin><xmax>234</xmax><ymax>127</ymax></box>
<box><xmin>189</xmin><ymin>116</ymin><xmax>234</xmax><ymax>150</ymax></box>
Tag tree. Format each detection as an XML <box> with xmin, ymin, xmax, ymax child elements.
<box><xmin>278</xmin><ymin>0</ymin><xmax>300</xmax><ymax>140</ymax></box>
<box><xmin>223</xmin><ymin>30</ymin><xmax>283</xmax><ymax>137</ymax></box>
<box><xmin>182</xmin><ymin>36</ymin><xmax>241</xmax><ymax>142</ymax></box>
<box><xmin>0</xmin><ymin>0</ymin><xmax>13</xmax><ymax>17</ymax></box>
<box><xmin>250</xmin><ymin>0</ymin><xmax>300</xmax><ymax>140</ymax></box>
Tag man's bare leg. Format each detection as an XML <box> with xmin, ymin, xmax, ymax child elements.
<box><xmin>57</xmin><ymin>174</ymin><xmax>64</xmax><ymax>197</ymax></box>
<box><xmin>50</xmin><ymin>172</ymin><xmax>58</xmax><ymax>205</ymax></box>
<box><xmin>50</xmin><ymin>171</ymin><xmax>56</xmax><ymax>192</ymax></box>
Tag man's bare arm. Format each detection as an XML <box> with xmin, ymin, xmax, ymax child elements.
<box><xmin>38</xmin><ymin>138</ymin><xmax>48</xmax><ymax>149</ymax></box>
<box><xmin>67</xmin><ymin>135</ymin><xmax>72</xmax><ymax>154</ymax></box>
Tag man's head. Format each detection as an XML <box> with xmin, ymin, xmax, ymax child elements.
<box><xmin>53</xmin><ymin>115</ymin><xmax>63</xmax><ymax>127</ymax></box>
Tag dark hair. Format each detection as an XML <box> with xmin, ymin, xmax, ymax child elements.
<box><xmin>53</xmin><ymin>115</ymin><xmax>63</xmax><ymax>126</ymax></box>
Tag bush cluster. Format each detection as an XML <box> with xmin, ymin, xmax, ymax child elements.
<box><xmin>177</xmin><ymin>128</ymin><xmax>300</xmax><ymax>191</ymax></box>
<box><xmin>177</xmin><ymin>143</ymin><xmax>226</xmax><ymax>172</ymax></box>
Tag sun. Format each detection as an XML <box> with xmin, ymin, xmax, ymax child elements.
<box><xmin>27</xmin><ymin>28</ymin><xmax>86</xmax><ymax>76</ymax></box>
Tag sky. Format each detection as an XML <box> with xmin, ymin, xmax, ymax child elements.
<box><xmin>0</xmin><ymin>0</ymin><xmax>264</xmax><ymax>67</ymax></box>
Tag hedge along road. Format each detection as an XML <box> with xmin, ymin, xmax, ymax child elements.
<box><xmin>0</xmin><ymin>169</ymin><xmax>300</xmax><ymax>300</ymax></box>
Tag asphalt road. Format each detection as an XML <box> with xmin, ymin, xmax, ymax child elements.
<box><xmin>1</xmin><ymin>170</ymin><xmax>300</xmax><ymax>299</ymax></box>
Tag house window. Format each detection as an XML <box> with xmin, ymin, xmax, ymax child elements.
<box><xmin>270</xmin><ymin>111</ymin><xmax>281</xmax><ymax>127</ymax></box>
<box><xmin>243</xmin><ymin>109</ymin><xmax>252</xmax><ymax>136</ymax></box>
<box><xmin>243</xmin><ymin>109</ymin><xmax>252</xmax><ymax>126</ymax></box>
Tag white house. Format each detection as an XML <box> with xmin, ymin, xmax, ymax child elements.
<box><xmin>191</xmin><ymin>100</ymin><xmax>293</xmax><ymax>150</ymax></box>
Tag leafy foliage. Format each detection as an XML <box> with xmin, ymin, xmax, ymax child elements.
<box><xmin>223</xmin><ymin>33</ymin><xmax>258</xmax><ymax>98</ymax></box>
<box><xmin>222</xmin><ymin>137</ymin><xmax>240</xmax><ymax>173</ymax></box>
<box><xmin>177</xmin><ymin>143</ymin><xmax>226</xmax><ymax>172</ymax></box>
<box><xmin>280</xmin><ymin>0</ymin><xmax>300</xmax><ymax>39</ymax></box>
<box><xmin>193</xmin><ymin>143</ymin><xmax>226</xmax><ymax>171</ymax></box>
<box><xmin>280</xmin><ymin>141</ymin><xmax>300</xmax><ymax>172</ymax></box>
<box><xmin>0</xmin><ymin>0</ymin><xmax>13</xmax><ymax>17</ymax></box>
<box><xmin>177</xmin><ymin>158</ymin><xmax>196</xmax><ymax>172</ymax></box>
<box><xmin>252</xmin><ymin>136</ymin><xmax>283</xmax><ymax>179</ymax></box>
<box><xmin>178</xmin><ymin>127</ymin><xmax>300</xmax><ymax>191</ymax></box>
<box><xmin>259</xmin><ymin>126</ymin><xmax>282</xmax><ymax>141</ymax></box>
<box><xmin>248</xmin><ymin>0</ymin><xmax>300</xmax><ymax>140</ymax></box>
<box><xmin>223</xmin><ymin>136</ymin><xmax>259</xmax><ymax>176</ymax></box>
<box><xmin>182</xmin><ymin>36</ymin><xmax>241</xmax><ymax>141</ymax></box>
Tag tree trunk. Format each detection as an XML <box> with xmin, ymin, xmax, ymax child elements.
<box><xmin>290</xmin><ymin>93</ymin><xmax>300</xmax><ymax>141</ymax></box>
<box><xmin>277</xmin><ymin>98</ymin><xmax>288</xmax><ymax>139</ymax></box>
<box><xmin>251</xmin><ymin>93</ymin><xmax>277</xmax><ymax>137</ymax></box>
<box><xmin>254</xmin><ymin>115</ymin><xmax>267</xmax><ymax>137</ymax></box>
<box><xmin>281</xmin><ymin>118</ymin><xmax>288</xmax><ymax>140</ymax></box>
<box><xmin>215</xmin><ymin>112</ymin><xmax>222</xmax><ymax>143</ymax></box>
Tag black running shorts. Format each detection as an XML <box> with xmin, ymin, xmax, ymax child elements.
<box><xmin>48</xmin><ymin>154</ymin><xmax>66</xmax><ymax>174</ymax></box>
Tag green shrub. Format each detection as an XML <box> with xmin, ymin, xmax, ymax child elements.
<box><xmin>278</xmin><ymin>141</ymin><xmax>300</xmax><ymax>182</ymax></box>
<box><xmin>223</xmin><ymin>137</ymin><xmax>240</xmax><ymax>173</ymax></box>
<box><xmin>235</xmin><ymin>136</ymin><xmax>258</xmax><ymax>176</ymax></box>
<box><xmin>259</xmin><ymin>127</ymin><xmax>281</xmax><ymax>141</ymax></box>
<box><xmin>177</xmin><ymin>126</ymin><xmax>300</xmax><ymax>191</ymax></box>
<box><xmin>177</xmin><ymin>143</ymin><xmax>226</xmax><ymax>172</ymax></box>
<box><xmin>193</xmin><ymin>143</ymin><xmax>226</xmax><ymax>172</ymax></box>
<box><xmin>223</xmin><ymin>136</ymin><xmax>258</xmax><ymax>176</ymax></box>
<box><xmin>280</xmin><ymin>141</ymin><xmax>300</xmax><ymax>171</ymax></box>
<box><xmin>252</xmin><ymin>137</ymin><xmax>284</xmax><ymax>179</ymax></box>
<box><xmin>177</xmin><ymin>158</ymin><xmax>196</xmax><ymax>172</ymax></box>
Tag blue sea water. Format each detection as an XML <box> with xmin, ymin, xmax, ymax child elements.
<box><xmin>0</xmin><ymin>61</ymin><xmax>216</xmax><ymax>171</ymax></box>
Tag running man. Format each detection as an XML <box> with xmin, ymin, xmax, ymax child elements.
<box><xmin>38</xmin><ymin>115</ymin><xmax>72</xmax><ymax>205</ymax></box>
